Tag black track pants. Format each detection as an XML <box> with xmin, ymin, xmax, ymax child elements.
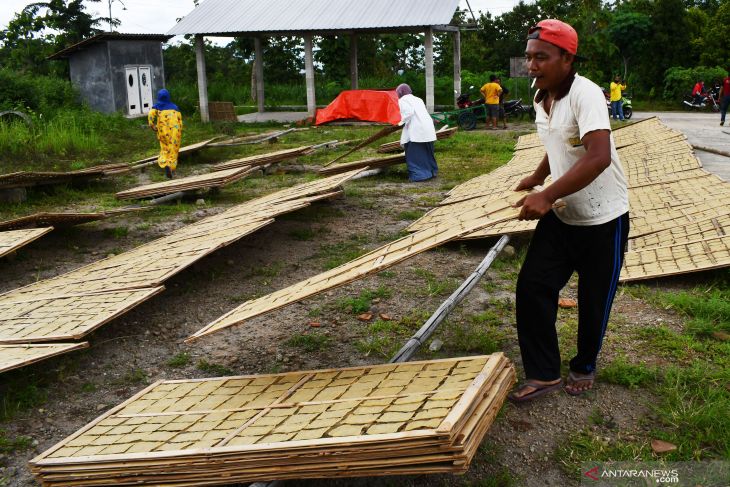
<box><xmin>515</xmin><ymin>211</ymin><xmax>630</xmax><ymax>381</ymax></box>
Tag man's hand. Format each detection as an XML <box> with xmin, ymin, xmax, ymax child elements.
<box><xmin>514</xmin><ymin>174</ymin><xmax>545</xmax><ymax>192</ymax></box>
<box><xmin>514</xmin><ymin>191</ymin><xmax>554</xmax><ymax>220</ymax></box>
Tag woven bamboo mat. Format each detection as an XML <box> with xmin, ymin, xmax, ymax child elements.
<box><xmin>0</xmin><ymin>287</ymin><xmax>164</xmax><ymax>343</ymax></box>
<box><xmin>0</xmin><ymin>170</ymin><xmax>363</xmax><ymax>368</ymax></box>
<box><xmin>0</xmin><ymin>163</ymin><xmax>129</xmax><ymax>189</ymax></box>
<box><xmin>130</xmin><ymin>138</ymin><xmax>219</xmax><ymax>165</ymax></box>
<box><xmin>0</xmin><ymin>342</ymin><xmax>89</xmax><ymax>373</ymax></box>
<box><xmin>622</xmin><ymin>235</ymin><xmax>730</xmax><ymax>281</ymax></box>
<box><xmin>318</xmin><ymin>154</ymin><xmax>406</xmax><ymax>176</ymax></box>
<box><xmin>410</xmin><ymin>117</ymin><xmax>730</xmax><ymax>281</ymax></box>
<box><xmin>0</xmin><ymin>208</ymin><xmax>145</xmax><ymax>231</ymax></box>
<box><xmin>116</xmin><ymin>167</ymin><xmax>255</xmax><ymax>200</ymax></box>
<box><xmin>31</xmin><ymin>354</ymin><xmax>515</xmax><ymax>486</ymax></box>
<box><xmin>212</xmin><ymin>146</ymin><xmax>313</xmax><ymax>171</ymax></box>
<box><xmin>0</xmin><ymin>227</ymin><xmax>53</xmax><ymax>258</ymax></box>
<box><xmin>188</xmin><ymin>191</ymin><xmax>532</xmax><ymax>341</ymax></box>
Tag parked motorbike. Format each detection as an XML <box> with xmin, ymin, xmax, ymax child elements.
<box><xmin>603</xmin><ymin>89</ymin><xmax>633</xmax><ymax>119</ymax></box>
<box><xmin>456</xmin><ymin>86</ymin><xmax>484</xmax><ymax>109</ymax></box>
<box><xmin>503</xmin><ymin>98</ymin><xmax>532</xmax><ymax>119</ymax></box>
<box><xmin>683</xmin><ymin>85</ymin><xmax>720</xmax><ymax>111</ymax></box>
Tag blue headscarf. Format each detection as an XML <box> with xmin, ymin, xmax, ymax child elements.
<box><xmin>153</xmin><ymin>89</ymin><xmax>179</xmax><ymax>111</ymax></box>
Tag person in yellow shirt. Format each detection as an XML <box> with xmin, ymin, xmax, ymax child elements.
<box><xmin>148</xmin><ymin>89</ymin><xmax>183</xmax><ymax>179</ymax></box>
<box><xmin>480</xmin><ymin>75</ymin><xmax>502</xmax><ymax>129</ymax></box>
<box><xmin>609</xmin><ymin>75</ymin><xmax>627</xmax><ymax>121</ymax></box>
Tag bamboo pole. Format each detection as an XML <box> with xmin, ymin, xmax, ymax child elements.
<box><xmin>389</xmin><ymin>235</ymin><xmax>510</xmax><ymax>363</ymax></box>
<box><xmin>323</xmin><ymin>125</ymin><xmax>402</xmax><ymax>167</ymax></box>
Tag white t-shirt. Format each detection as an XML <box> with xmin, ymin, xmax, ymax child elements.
<box><xmin>534</xmin><ymin>74</ymin><xmax>629</xmax><ymax>226</ymax></box>
<box><xmin>398</xmin><ymin>94</ymin><xmax>437</xmax><ymax>145</ymax></box>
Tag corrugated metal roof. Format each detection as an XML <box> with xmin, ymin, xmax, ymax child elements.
<box><xmin>48</xmin><ymin>33</ymin><xmax>172</xmax><ymax>59</ymax></box>
<box><xmin>167</xmin><ymin>0</ymin><xmax>460</xmax><ymax>35</ymax></box>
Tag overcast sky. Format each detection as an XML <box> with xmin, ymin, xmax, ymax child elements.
<box><xmin>0</xmin><ymin>0</ymin><xmax>520</xmax><ymax>43</ymax></box>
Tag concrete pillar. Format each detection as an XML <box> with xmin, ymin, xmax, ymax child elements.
<box><xmin>424</xmin><ymin>28</ymin><xmax>434</xmax><ymax>113</ymax></box>
<box><xmin>304</xmin><ymin>34</ymin><xmax>316</xmax><ymax>117</ymax></box>
<box><xmin>194</xmin><ymin>35</ymin><xmax>209</xmax><ymax>122</ymax></box>
<box><xmin>254</xmin><ymin>36</ymin><xmax>265</xmax><ymax>113</ymax></box>
<box><xmin>453</xmin><ymin>30</ymin><xmax>461</xmax><ymax>108</ymax></box>
<box><xmin>350</xmin><ymin>33</ymin><xmax>358</xmax><ymax>90</ymax></box>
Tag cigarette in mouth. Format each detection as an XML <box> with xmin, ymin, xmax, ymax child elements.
<box><xmin>531</xmin><ymin>78</ymin><xmax>537</xmax><ymax>88</ymax></box>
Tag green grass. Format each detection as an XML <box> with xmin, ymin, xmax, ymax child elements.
<box><xmin>285</xmin><ymin>332</ymin><xmax>332</xmax><ymax>352</ymax></box>
<box><xmin>120</xmin><ymin>368</ymin><xmax>148</xmax><ymax>385</ymax></box>
<box><xmin>336</xmin><ymin>285</ymin><xmax>392</xmax><ymax>314</ymax></box>
<box><xmin>0</xmin><ymin>429</ymin><xmax>33</xmax><ymax>454</ymax></box>
<box><xmin>626</xmin><ymin>272</ymin><xmax>730</xmax><ymax>337</ymax></box>
<box><xmin>413</xmin><ymin>268</ymin><xmax>459</xmax><ymax>297</ymax></box>
<box><xmin>288</xmin><ymin>227</ymin><xmax>316</xmax><ymax>241</ymax></box>
<box><xmin>104</xmin><ymin>226</ymin><xmax>129</xmax><ymax>239</ymax></box>
<box><xmin>316</xmin><ymin>234</ymin><xmax>371</xmax><ymax>270</ymax></box>
<box><xmin>355</xmin><ymin>310</ymin><xmax>429</xmax><ymax>359</ymax></box>
<box><xmin>600</xmin><ymin>356</ymin><xmax>658</xmax><ymax>388</ymax></box>
<box><xmin>396</xmin><ymin>209</ymin><xmax>425</xmax><ymax>221</ymax></box>
<box><xmin>250</xmin><ymin>261</ymin><xmax>284</xmax><ymax>278</ymax></box>
<box><xmin>653</xmin><ymin>363</ymin><xmax>730</xmax><ymax>460</ymax></box>
<box><xmin>167</xmin><ymin>352</ymin><xmax>192</xmax><ymax>368</ymax></box>
<box><xmin>196</xmin><ymin>360</ymin><xmax>235</xmax><ymax>376</ymax></box>
<box><xmin>0</xmin><ymin>377</ymin><xmax>46</xmax><ymax>422</ymax></box>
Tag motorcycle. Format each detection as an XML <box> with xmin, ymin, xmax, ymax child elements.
<box><xmin>603</xmin><ymin>89</ymin><xmax>633</xmax><ymax>119</ymax></box>
<box><xmin>503</xmin><ymin>98</ymin><xmax>532</xmax><ymax>119</ymax></box>
<box><xmin>683</xmin><ymin>85</ymin><xmax>720</xmax><ymax>112</ymax></box>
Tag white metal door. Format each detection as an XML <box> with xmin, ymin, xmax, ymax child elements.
<box><xmin>125</xmin><ymin>67</ymin><xmax>141</xmax><ymax>116</ymax></box>
<box><xmin>138</xmin><ymin>66</ymin><xmax>153</xmax><ymax>114</ymax></box>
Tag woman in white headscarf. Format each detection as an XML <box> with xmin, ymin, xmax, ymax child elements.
<box><xmin>396</xmin><ymin>83</ymin><xmax>438</xmax><ymax>182</ymax></box>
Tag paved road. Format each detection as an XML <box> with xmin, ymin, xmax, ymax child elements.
<box><xmin>633</xmin><ymin>111</ymin><xmax>730</xmax><ymax>181</ymax></box>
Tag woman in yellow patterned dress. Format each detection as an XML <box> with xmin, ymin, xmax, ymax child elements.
<box><xmin>148</xmin><ymin>89</ymin><xmax>182</xmax><ymax>179</ymax></box>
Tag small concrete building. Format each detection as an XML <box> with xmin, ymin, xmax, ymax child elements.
<box><xmin>49</xmin><ymin>33</ymin><xmax>171</xmax><ymax>117</ymax></box>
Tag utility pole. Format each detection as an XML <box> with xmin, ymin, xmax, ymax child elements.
<box><xmin>107</xmin><ymin>0</ymin><xmax>126</xmax><ymax>32</ymax></box>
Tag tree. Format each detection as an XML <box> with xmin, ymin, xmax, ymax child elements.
<box><xmin>607</xmin><ymin>11</ymin><xmax>651</xmax><ymax>79</ymax></box>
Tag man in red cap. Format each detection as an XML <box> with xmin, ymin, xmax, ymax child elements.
<box><xmin>508</xmin><ymin>19</ymin><xmax>630</xmax><ymax>402</ymax></box>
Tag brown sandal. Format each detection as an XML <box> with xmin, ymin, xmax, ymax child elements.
<box><xmin>508</xmin><ymin>379</ymin><xmax>563</xmax><ymax>403</ymax></box>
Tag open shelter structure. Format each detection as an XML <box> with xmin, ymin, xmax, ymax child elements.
<box><xmin>167</xmin><ymin>0</ymin><xmax>463</xmax><ymax>121</ymax></box>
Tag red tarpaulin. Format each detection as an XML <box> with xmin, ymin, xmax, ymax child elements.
<box><xmin>315</xmin><ymin>89</ymin><xmax>401</xmax><ymax>125</ymax></box>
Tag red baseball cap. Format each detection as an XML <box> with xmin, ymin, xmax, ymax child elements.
<box><xmin>527</xmin><ymin>19</ymin><xmax>579</xmax><ymax>57</ymax></box>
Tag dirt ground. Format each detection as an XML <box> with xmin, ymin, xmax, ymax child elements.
<box><xmin>0</xmin><ymin>131</ymin><xmax>700</xmax><ymax>487</ymax></box>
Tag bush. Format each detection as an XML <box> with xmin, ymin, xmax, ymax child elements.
<box><xmin>0</xmin><ymin>68</ymin><xmax>78</xmax><ymax>112</ymax></box>
<box><xmin>663</xmin><ymin>65</ymin><xmax>727</xmax><ymax>101</ymax></box>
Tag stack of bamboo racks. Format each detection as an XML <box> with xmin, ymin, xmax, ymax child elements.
<box><xmin>31</xmin><ymin>354</ymin><xmax>515</xmax><ymax>486</ymax></box>
<box><xmin>318</xmin><ymin>153</ymin><xmax>406</xmax><ymax>176</ymax></box>
<box><xmin>116</xmin><ymin>167</ymin><xmax>254</xmax><ymax>200</ymax></box>
<box><xmin>212</xmin><ymin>146</ymin><xmax>314</xmax><ymax>171</ymax></box>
